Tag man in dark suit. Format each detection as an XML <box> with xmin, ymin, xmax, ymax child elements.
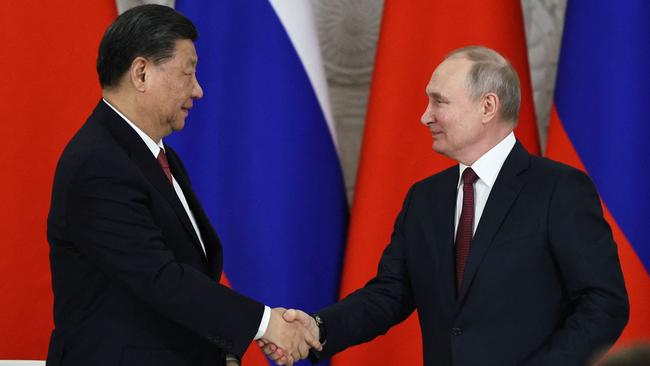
<box><xmin>47</xmin><ymin>5</ymin><xmax>317</xmax><ymax>366</ymax></box>
<box><xmin>263</xmin><ymin>46</ymin><xmax>629</xmax><ymax>365</ymax></box>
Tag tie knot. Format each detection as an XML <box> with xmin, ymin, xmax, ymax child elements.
<box><xmin>461</xmin><ymin>167</ymin><xmax>478</xmax><ymax>185</ymax></box>
<box><xmin>157</xmin><ymin>148</ymin><xmax>173</xmax><ymax>185</ymax></box>
<box><xmin>157</xmin><ymin>149</ymin><xmax>169</xmax><ymax>168</ymax></box>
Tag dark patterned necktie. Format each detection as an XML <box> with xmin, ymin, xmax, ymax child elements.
<box><xmin>157</xmin><ymin>149</ymin><xmax>173</xmax><ymax>185</ymax></box>
<box><xmin>455</xmin><ymin>167</ymin><xmax>478</xmax><ymax>293</ymax></box>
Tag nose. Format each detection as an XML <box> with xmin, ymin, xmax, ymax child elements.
<box><xmin>420</xmin><ymin>102</ymin><xmax>434</xmax><ymax>126</ymax></box>
<box><xmin>192</xmin><ymin>76</ymin><xmax>204</xmax><ymax>100</ymax></box>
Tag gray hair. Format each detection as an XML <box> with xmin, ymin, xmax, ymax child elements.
<box><xmin>446</xmin><ymin>46</ymin><xmax>521</xmax><ymax>124</ymax></box>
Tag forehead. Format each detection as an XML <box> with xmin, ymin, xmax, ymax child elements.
<box><xmin>170</xmin><ymin>39</ymin><xmax>198</xmax><ymax>66</ymax></box>
<box><xmin>426</xmin><ymin>57</ymin><xmax>473</xmax><ymax>94</ymax></box>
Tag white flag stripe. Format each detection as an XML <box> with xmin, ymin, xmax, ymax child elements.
<box><xmin>268</xmin><ymin>0</ymin><xmax>338</xmax><ymax>146</ymax></box>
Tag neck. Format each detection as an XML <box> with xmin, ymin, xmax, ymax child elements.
<box><xmin>103</xmin><ymin>89</ymin><xmax>163</xmax><ymax>142</ymax></box>
<box><xmin>455</xmin><ymin>126</ymin><xmax>513</xmax><ymax>166</ymax></box>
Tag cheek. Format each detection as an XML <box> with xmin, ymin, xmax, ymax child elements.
<box><xmin>443</xmin><ymin>111</ymin><xmax>473</xmax><ymax>145</ymax></box>
<box><xmin>181</xmin><ymin>78</ymin><xmax>195</xmax><ymax>96</ymax></box>
<box><xmin>435</xmin><ymin>108</ymin><xmax>453</xmax><ymax>126</ymax></box>
<box><xmin>438</xmin><ymin>109</ymin><xmax>459</xmax><ymax>132</ymax></box>
<box><xmin>164</xmin><ymin>77</ymin><xmax>189</xmax><ymax>99</ymax></box>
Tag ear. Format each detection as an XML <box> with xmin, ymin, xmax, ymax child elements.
<box><xmin>129</xmin><ymin>57</ymin><xmax>149</xmax><ymax>92</ymax></box>
<box><xmin>481</xmin><ymin>92</ymin><xmax>499</xmax><ymax>124</ymax></box>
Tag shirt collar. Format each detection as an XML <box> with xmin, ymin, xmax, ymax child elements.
<box><xmin>102</xmin><ymin>98</ymin><xmax>165</xmax><ymax>157</ymax></box>
<box><xmin>458</xmin><ymin>132</ymin><xmax>516</xmax><ymax>188</ymax></box>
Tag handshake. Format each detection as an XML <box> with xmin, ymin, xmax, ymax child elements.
<box><xmin>257</xmin><ymin>308</ymin><xmax>322</xmax><ymax>365</ymax></box>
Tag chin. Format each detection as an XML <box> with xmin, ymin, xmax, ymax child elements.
<box><xmin>432</xmin><ymin>141</ymin><xmax>446</xmax><ymax>154</ymax></box>
<box><xmin>172</xmin><ymin>120</ymin><xmax>186</xmax><ymax>132</ymax></box>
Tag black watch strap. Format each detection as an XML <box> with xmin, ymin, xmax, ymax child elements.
<box><xmin>309</xmin><ymin>314</ymin><xmax>327</xmax><ymax>363</ymax></box>
<box><xmin>312</xmin><ymin>314</ymin><xmax>327</xmax><ymax>347</ymax></box>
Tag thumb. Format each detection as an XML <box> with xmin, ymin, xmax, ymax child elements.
<box><xmin>282</xmin><ymin>308</ymin><xmax>297</xmax><ymax>322</ymax></box>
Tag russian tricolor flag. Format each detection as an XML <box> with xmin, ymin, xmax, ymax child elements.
<box><xmin>547</xmin><ymin>1</ymin><xmax>650</xmax><ymax>345</ymax></box>
<box><xmin>167</xmin><ymin>1</ymin><xmax>347</xmax><ymax>364</ymax></box>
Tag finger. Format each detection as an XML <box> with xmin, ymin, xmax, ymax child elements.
<box><xmin>268</xmin><ymin>351</ymin><xmax>282</xmax><ymax>362</ymax></box>
<box><xmin>264</xmin><ymin>344</ymin><xmax>281</xmax><ymax>359</ymax></box>
<box><xmin>295</xmin><ymin>311</ymin><xmax>311</xmax><ymax>327</ymax></box>
<box><xmin>301</xmin><ymin>324</ymin><xmax>321</xmax><ymax>350</ymax></box>
<box><xmin>280</xmin><ymin>354</ymin><xmax>292</xmax><ymax>366</ymax></box>
<box><xmin>298</xmin><ymin>341</ymin><xmax>310</xmax><ymax>360</ymax></box>
<box><xmin>282</xmin><ymin>309</ymin><xmax>297</xmax><ymax>322</ymax></box>
<box><xmin>307</xmin><ymin>339</ymin><xmax>322</xmax><ymax>352</ymax></box>
<box><xmin>292</xmin><ymin>350</ymin><xmax>302</xmax><ymax>363</ymax></box>
<box><xmin>261</xmin><ymin>343</ymin><xmax>275</xmax><ymax>355</ymax></box>
<box><xmin>268</xmin><ymin>347</ymin><xmax>282</xmax><ymax>359</ymax></box>
<box><xmin>262</xmin><ymin>348</ymin><xmax>272</xmax><ymax>357</ymax></box>
<box><xmin>305</xmin><ymin>334</ymin><xmax>322</xmax><ymax>351</ymax></box>
<box><xmin>276</xmin><ymin>355</ymin><xmax>287</xmax><ymax>365</ymax></box>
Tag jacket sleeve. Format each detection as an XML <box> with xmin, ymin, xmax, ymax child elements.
<box><xmin>65</xmin><ymin>151</ymin><xmax>264</xmax><ymax>357</ymax></box>
<box><xmin>315</xmin><ymin>184</ymin><xmax>419</xmax><ymax>359</ymax></box>
<box><xmin>523</xmin><ymin>168</ymin><xmax>629</xmax><ymax>365</ymax></box>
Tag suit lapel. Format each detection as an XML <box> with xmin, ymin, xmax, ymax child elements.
<box><xmin>427</xmin><ymin>167</ymin><xmax>459</xmax><ymax>312</ymax></box>
<box><xmin>165</xmin><ymin>147</ymin><xmax>223</xmax><ymax>276</ymax></box>
<box><xmin>456</xmin><ymin>142</ymin><xmax>530</xmax><ymax>305</ymax></box>
<box><xmin>137</xmin><ymin>149</ymin><xmax>207</xmax><ymax>262</ymax></box>
<box><xmin>95</xmin><ymin>101</ymin><xmax>206</xmax><ymax>260</ymax></box>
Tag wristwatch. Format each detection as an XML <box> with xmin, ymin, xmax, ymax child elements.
<box><xmin>309</xmin><ymin>313</ymin><xmax>327</xmax><ymax>362</ymax></box>
<box><xmin>312</xmin><ymin>314</ymin><xmax>327</xmax><ymax>347</ymax></box>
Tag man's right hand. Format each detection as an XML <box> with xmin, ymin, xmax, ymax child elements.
<box><xmin>259</xmin><ymin>308</ymin><xmax>321</xmax><ymax>366</ymax></box>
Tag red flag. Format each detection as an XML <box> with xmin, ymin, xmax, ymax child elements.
<box><xmin>334</xmin><ymin>1</ymin><xmax>539</xmax><ymax>365</ymax></box>
<box><xmin>0</xmin><ymin>0</ymin><xmax>116</xmax><ymax>358</ymax></box>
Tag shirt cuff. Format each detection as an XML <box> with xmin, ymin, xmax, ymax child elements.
<box><xmin>225</xmin><ymin>354</ymin><xmax>240</xmax><ymax>364</ymax></box>
<box><xmin>254</xmin><ymin>305</ymin><xmax>271</xmax><ymax>340</ymax></box>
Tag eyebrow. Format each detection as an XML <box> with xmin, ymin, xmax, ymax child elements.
<box><xmin>427</xmin><ymin>91</ymin><xmax>448</xmax><ymax>101</ymax></box>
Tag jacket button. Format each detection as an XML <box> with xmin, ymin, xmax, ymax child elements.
<box><xmin>451</xmin><ymin>327</ymin><xmax>463</xmax><ymax>336</ymax></box>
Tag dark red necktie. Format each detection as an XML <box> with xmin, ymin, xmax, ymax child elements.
<box><xmin>455</xmin><ymin>167</ymin><xmax>478</xmax><ymax>292</ymax></box>
<box><xmin>157</xmin><ymin>149</ymin><xmax>173</xmax><ymax>185</ymax></box>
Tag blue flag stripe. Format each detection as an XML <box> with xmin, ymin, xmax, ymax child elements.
<box><xmin>171</xmin><ymin>3</ymin><xmax>347</xmax><ymax>365</ymax></box>
<box><xmin>555</xmin><ymin>1</ymin><xmax>650</xmax><ymax>271</ymax></box>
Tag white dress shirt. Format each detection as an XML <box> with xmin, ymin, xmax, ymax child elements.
<box><xmin>454</xmin><ymin>132</ymin><xmax>516</xmax><ymax>237</ymax></box>
<box><xmin>102</xmin><ymin>99</ymin><xmax>270</xmax><ymax>342</ymax></box>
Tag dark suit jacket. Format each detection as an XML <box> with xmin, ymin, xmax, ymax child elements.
<box><xmin>316</xmin><ymin>142</ymin><xmax>629</xmax><ymax>366</ymax></box>
<box><xmin>46</xmin><ymin>101</ymin><xmax>264</xmax><ymax>366</ymax></box>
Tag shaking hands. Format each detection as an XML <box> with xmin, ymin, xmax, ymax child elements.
<box><xmin>258</xmin><ymin>308</ymin><xmax>321</xmax><ymax>365</ymax></box>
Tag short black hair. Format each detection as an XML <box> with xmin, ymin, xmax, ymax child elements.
<box><xmin>96</xmin><ymin>4</ymin><xmax>198</xmax><ymax>88</ymax></box>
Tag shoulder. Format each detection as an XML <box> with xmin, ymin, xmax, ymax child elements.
<box><xmin>391</xmin><ymin>165</ymin><xmax>458</xmax><ymax>213</ymax></box>
<box><xmin>528</xmin><ymin>155</ymin><xmax>594</xmax><ymax>189</ymax></box>
<box><xmin>511</xmin><ymin>155</ymin><xmax>599</xmax><ymax>215</ymax></box>
<box><xmin>411</xmin><ymin>165</ymin><xmax>458</xmax><ymax>194</ymax></box>
<box><xmin>53</xmin><ymin>118</ymin><xmax>143</xmax><ymax>199</ymax></box>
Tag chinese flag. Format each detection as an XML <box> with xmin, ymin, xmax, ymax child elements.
<box><xmin>0</xmin><ymin>0</ymin><xmax>116</xmax><ymax>359</ymax></box>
